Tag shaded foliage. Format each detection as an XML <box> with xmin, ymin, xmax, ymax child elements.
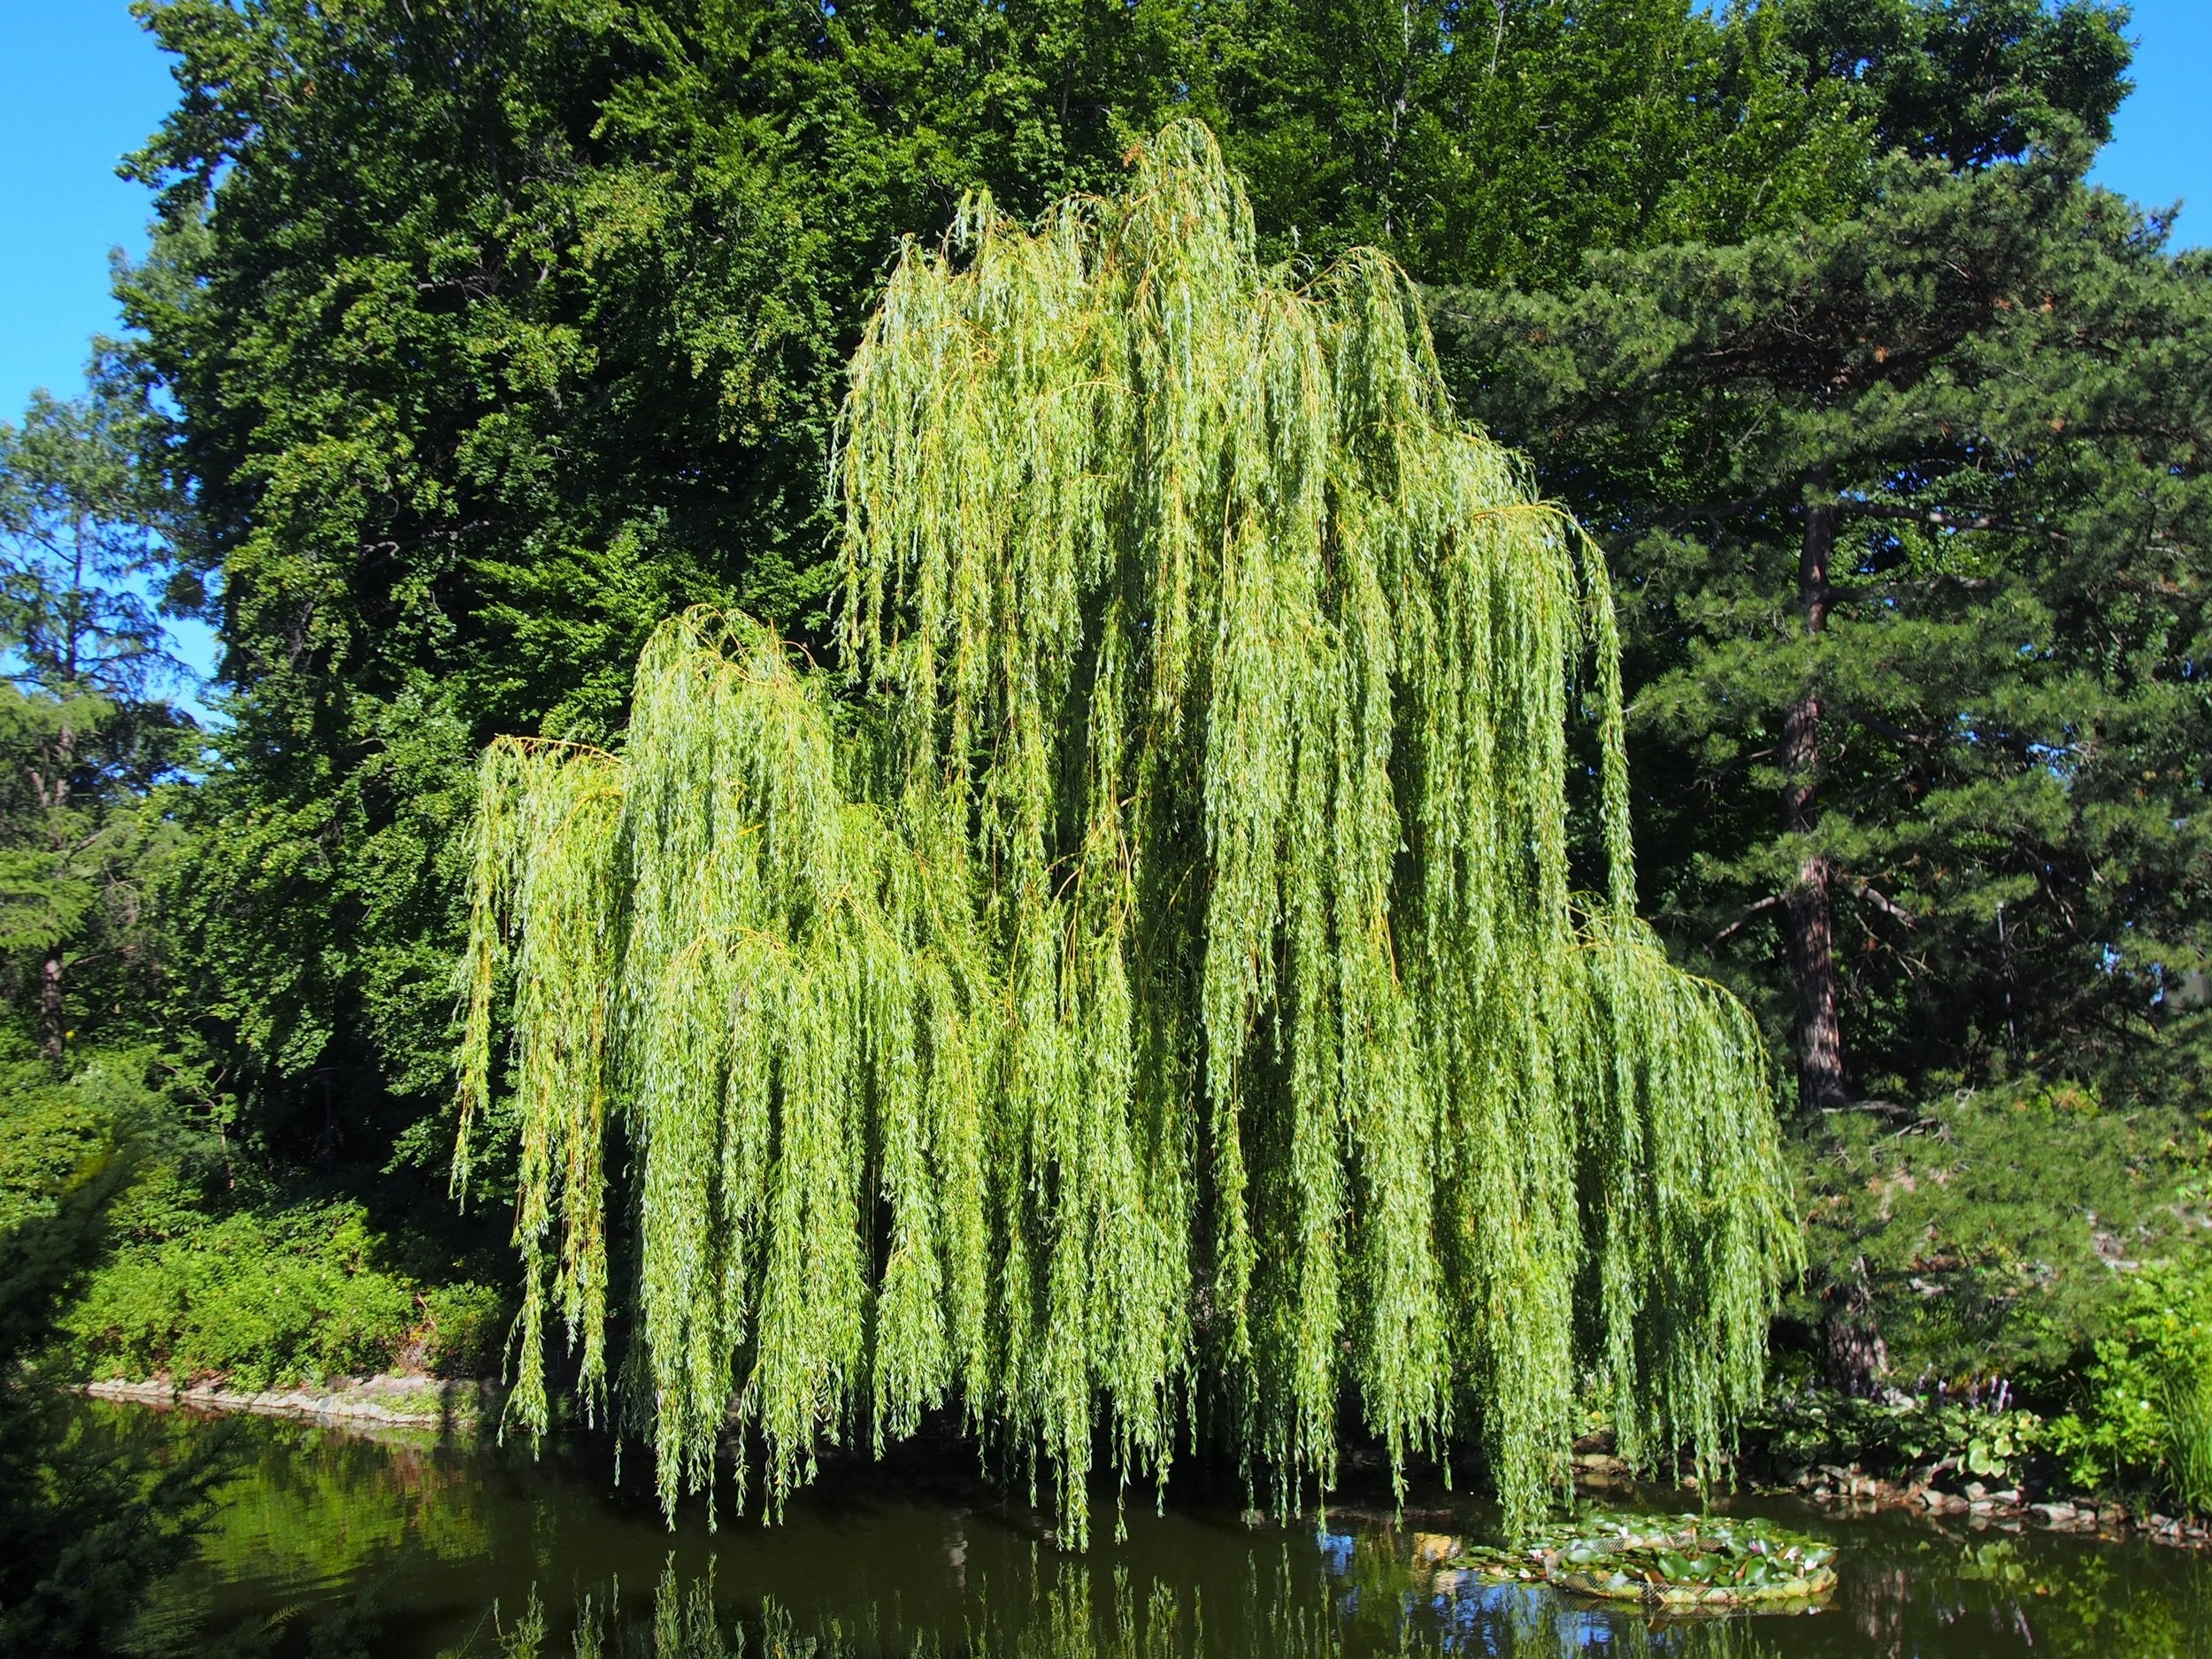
<box><xmin>0</xmin><ymin>1054</ymin><xmax>226</xmax><ymax>1655</ymax></box>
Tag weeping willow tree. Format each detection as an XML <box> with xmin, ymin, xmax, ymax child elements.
<box><xmin>455</xmin><ymin>122</ymin><xmax>1797</xmax><ymax>1544</ymax></box>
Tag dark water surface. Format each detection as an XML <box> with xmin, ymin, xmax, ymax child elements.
<box><xmin>100</xmin><ymin>1401</ymin><xmax>2212</xmax><ymax>1658</ymax></box>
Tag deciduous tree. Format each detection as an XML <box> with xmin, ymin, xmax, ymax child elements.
<box><xmin>460</xmin><ymin>128</ymin><xmax>1797</xmax><ymax>1538</ymax></box>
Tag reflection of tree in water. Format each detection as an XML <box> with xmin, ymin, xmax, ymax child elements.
<box><xmin>1950</xmin><ymin>1539</ymin><xmax>2212</xmax><ymax>1659</ymax></box>
<box><xmin>1842</xmin><ymin>1555</ymin><xmax>1918</xmax><ymax>1657</ymax></box>
<box><xmin>488</xmin><ymin>1563</ymin><xmax>1787</xmax><ymax>1659</ymax></box>
<box><xmin>119</xmin><ymin>1413</ymin><xmax>496</xmax><ymax>1657</ymax></box>
<box><xmin>109</xmin><ymin>1412</ymin><xmax>2212</xmax><ymax>1659</ymax></box>
<box><xmin>181</xmin><ymin>1421</ymin><xmax>490</xmax><ymax>1593</ymax></box>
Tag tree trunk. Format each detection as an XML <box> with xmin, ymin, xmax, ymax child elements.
<box><xmin>1820</xmin><ymin>1258</ymin><xmax>1890</xmax><ymax>1397</ymax></box>
<box><xmin>1782</xmin><ymin>480</ymin><xmax>1847</xmax><ymax>1113</ymax></box>
<box><xmin>40</xmin><ymin>944</ymin><xmax>65</xmax><ymax>1061</ymax></box>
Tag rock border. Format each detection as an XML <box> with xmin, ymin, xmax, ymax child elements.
<box><xmin>84</xmin><ymin>1373</ymin><xmax>495</xmax><ymax>1432</ymax></box>
<box><xmin>1567</xmin><ymin>1446</ymin><xmax>2211</xmax><ymax>1549</ymax></box>
<box><xmin>1780</xmin><ymin>1463</ymin><xmax>2210</xmax><ymax>1548</ymax></box>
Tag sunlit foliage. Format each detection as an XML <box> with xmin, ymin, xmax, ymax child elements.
<box><xmin>459</xmin><ymin>126</ymin><xmax>1796</xmax><ymax>1541</ymax></box>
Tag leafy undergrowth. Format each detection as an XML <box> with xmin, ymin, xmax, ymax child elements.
<box><xmin>1745</xmin><ymin>1386</ymin><xmax>2045</xmax><ymax>1487</ymax></box>
<box><xmin>0</xmin><ymin>1041</ymin><xmax>516</xmax><ymax>1395</ymax></box>
<box><xmin>1453</xmin><ymin>1511</ymin><xmax>1837</xmax><ymax>1608</ymax></box>
<box><xmin>60</xmin><ymin>1203</ymin><xmax>509</xmax><ymax>1391</ymax></box>
<box><xmin>1772</xmin><ymin>1077</ymin><xmax>2212</xmax><ymax>1514</ymax></box>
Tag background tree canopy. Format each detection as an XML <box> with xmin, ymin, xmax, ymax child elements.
<box><xmin>1431</xmin><ymin>81</ymin><xmax>2211</xmax><ymax>1114</ymax></box>
<box><xmin>99</xmin><ymin>0</ymin><xmax>1896</xmax><ymax>1151</ymax></box>
<box><xmin>6</xmin><ymin>0</ymin><xmax>2212</xmax><ymax>1595</ymax></box>
<box><xmin>100</xmin><ymin>0</ymin><xmax>2149</xmax><ymax>1157</ymax></box>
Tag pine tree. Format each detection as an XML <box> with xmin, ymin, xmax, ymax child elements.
<box><xmin>0</xmin><ymin>373</ymin><xmax>194</xmax><ymax>1057</ymax></box>
<box><xmin>1430</xmin><ymin>147</ymin><xmax>2212</xmax><ymax>1108</ymax></box>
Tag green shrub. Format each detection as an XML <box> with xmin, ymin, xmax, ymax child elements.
<box><xmin>2048</xmin><ymin>1255</ymin><xmax>2212</xmax><ymax>1510</ymax></box>
<box><xmin>2</xmin><ymin>1047</ymin><xmax>514</xmax><ymax>1393</ymax></box>
<box><xmin>60</xmin><ymin>1202</ymin><xmax>492</xmax><ymax>1390</ymax></box>
<box><xmin>415</xmin><ymin>1281</ymin><xmax>510</xmax><ymax>1378</ymax></box>
<box><xmin>1789</xmin><ymin>1080</ymin><xmax>2197</xmax><ymax>1390</ymax></box>
<box><xmin>0</xmin><ymin>1059</ymin><xmax>116</xmax><ymax>1239</ymax></box>
<box><xmin>1747</xmin><ymin>1386</ymin><xmax>2046</xmax><ymax>1486</ymax></box>
<box><xmin>0</xmin><ymin>1048</ymin><xmax>234</xmax><ymax>1655</ymax></box>
<box><xmin>2166</xmin><ymin>1362</ymin><xmax>2212</xmax><ymax>1515</ymax></box>
<box><xmin>2047</xmin><ymin>1333</ymin><xmax>2172</xmax><ymax>1494</ymax></box>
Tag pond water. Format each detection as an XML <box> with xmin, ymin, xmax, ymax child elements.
<box><xmin>96</xmin><ymin>1401</ymin><xmax>2212</xmax><ymax>1659</ymax></box>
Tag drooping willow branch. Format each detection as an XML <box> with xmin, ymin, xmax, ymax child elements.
<box><xmin>456</xmin><ymin>122</ymin><xmax>1798</xmax><ymax>1544</ymax></box>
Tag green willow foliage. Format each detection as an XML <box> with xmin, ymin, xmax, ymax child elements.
<box><xmin>457</xmin><ymin>126</ymin><xmax>1797</xmax><ymax>1543</ymax></box>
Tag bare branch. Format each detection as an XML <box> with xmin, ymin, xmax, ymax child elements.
<box><xmin>1855</xmin><ymin>881</ymin><xmax>1916</xmax><ymax>926</ymax></box>
<box><xmin>1837</xmin><ymin>501</ymin><xmax>2062</xmax><ymax>539</ymax></box>
<box><xmin>1713</xmin><ymin>893</ymin><xmax>1786</xmax><ymax>946</ymax></box>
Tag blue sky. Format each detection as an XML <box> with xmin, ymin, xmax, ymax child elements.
<box><xmin>1</xmin><ymin>0</ymin><xmax>213</xmax><ymax>690</ymax></box>
<box><xmin>2</xmin><ymin>1</ymin><xmax>176</xmax><ymax>436</ymax></box>
<box><xmin>1</xmin><ymin>0</ymin><xmax>2206</xmax><ymax>688</ymax></box>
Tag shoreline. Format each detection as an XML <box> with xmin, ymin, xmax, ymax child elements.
<box><xmin>1575</xmin><ymin>1447</ymin><xmax>2212</xmax><ymax>1550</ymax></box>
<box><xmin>82</xmin><ymin>1378</ymin><xmax>2212</xmax><ymax>1550</ymax></box>
<box><xmin>83</xmin><ymin>1372</ymin><xmax>497</xmax><ymax>1432</ymax></box>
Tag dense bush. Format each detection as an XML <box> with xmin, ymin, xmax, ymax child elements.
<box><xmin>0</xmin><ymin>1041</ymin><xmax>513</xmax><ymax>1393</ymax></box>
<box><xmin>61</xmin><ymin>1202</ymin><xmax>507</xmax><ymax>1388</ymax></box>
<box><xmin>1747</xmin><ymin>1386</ymin><xmax>2047</xmax><ymax>1490</ymax></box>
<box><xmin>1773</xmin><ymin>1081</ymin><xmax>2212</xmax><ymax>1511</ymax></box>
<box><xmin>2047</xmin><ymin>1254</ymin><xmax>2212</xmax><ymax>1512</ymax></box>
<box><xmin>1786</xmin><ymin>1080</ymin><xmax>2200</xmax><ymax>1390</ymax></box>
<box><xmin>412</xmin><ymin>1281</ymin><xmax>510</xmax><ymax>1379</ymax></box>
<box><xmin>0</xmin><ymin>1055</ymin><xmax>121</xmax><ymax>1248</ymax></box>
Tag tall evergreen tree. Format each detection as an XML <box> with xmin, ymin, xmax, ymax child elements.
<box><xmin>0</xmin><ymin>371</ymin><xmax>195</xmax><ymax>1058</ymax></box>
<box><xmin>1430</xmin><ymin>111</ymin><xmax>2212</xmax><ymax>1108</ymax></box>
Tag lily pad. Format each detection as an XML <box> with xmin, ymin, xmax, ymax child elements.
<box><xmin>1448</xmin><ymin>1510</ymin><xmax>1839</xmax><ymax>1610</ymax></box>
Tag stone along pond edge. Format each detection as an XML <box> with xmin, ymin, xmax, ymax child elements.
<box><xmin>78</xmin><ymin>1377</ymin><xmax>2212</xmax><ymax>1552</ymax></box>
<box><xmin>82</xmin><ymin>1372</ymin><xmax>498</xmax><ymax>1433</ymax></box>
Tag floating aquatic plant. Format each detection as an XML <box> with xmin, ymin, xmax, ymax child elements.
<box><xmin>456</xmin><ymin>121</ymin><xmax>1798</xmax><ymax>1544</ymax></box>
<box><xmin>1452</xmin><ymin>1511</ymin><xmax>1839</xmax><ymax>1609</ymax></box>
